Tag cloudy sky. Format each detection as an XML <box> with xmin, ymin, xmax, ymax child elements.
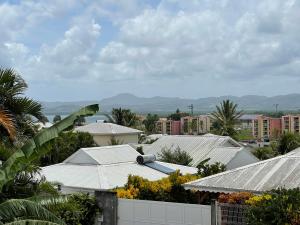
<box><xmin>1</xmin><ymin>0</ymin><xmax>300</xmax><ymax>101</ymax></box>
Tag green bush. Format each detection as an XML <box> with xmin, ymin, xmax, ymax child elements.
<box><xmin>197</xmin><ymin>159</ymin><xmax>226</xmax><ymax>177</ymax></box>
<box><xmin>50</xmin><ymin>193</ymin><xmax>99</xmax><ymax>225</ymax></box>
<box><xmin>158</xmin><ymin>147</ymin><xmax>193</xmax><ymax>166</ymax></box>
<box><xmin>247</xmin><ymin>188</ymin><xmax>300</xmax><ymax>225</ymax></box>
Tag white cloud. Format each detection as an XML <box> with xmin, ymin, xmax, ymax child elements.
<box><xmin>1</xmin><ymin>0</ymin><xmax>300</xmax><ymax>100</ymax></box>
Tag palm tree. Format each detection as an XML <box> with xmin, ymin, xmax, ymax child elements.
<box><xmin>111</xmin><ymin>108</ymin><xmax>138</xmax><ymax>127</ymax></box>
<box><xmin>0</xmin><ymin>68</ymin><xmax>47</xmax><ymax>141</ymax></box>
<box><xmin>0</xmin><ymin>109</ymin><xmax>16</xmax><ymax>141</ymax></box>
<box><xmin>211</xmin><ymin>100</ymin><xmax>243</xmax><ymax>136</ymax></box>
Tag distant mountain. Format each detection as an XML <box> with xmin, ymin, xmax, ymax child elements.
<box><xmin>42</xmin><ymin>93</ymin><xmax>300</xmax><ymax>115</ymax></box>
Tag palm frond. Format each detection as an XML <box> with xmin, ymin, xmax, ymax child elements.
<box><xmin>4</xmin><ymin>220</ymin><xmax>61</xmax><ymax>225</ymax></box>
<box><xmin>0</xmin><ymin>199</ymin><xmax>65</xmax><ymax>224</ymax></box>
<box><xmin>0</xmin><ymin>109</ymin><xmax>16</xmax><ymax>140</ymax></box>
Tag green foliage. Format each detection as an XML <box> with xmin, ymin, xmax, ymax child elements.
<box><xmin>143</xmin><ymin>114</ymin><xmax>159</xmax><ymax>134</ymax></box>
<box><xmin>40</xmin><ymin>131</ymin><xmax>96</xmax><ymax>166</ymax></box>
<box><xmin>136</xmin><ymin>146</ymin><xmax>144</xmax><ymax>155</ymax></box>
<box><xmin>0</xmin><ymin>68</ymin><xmax>47</xmax><ymax>141</ymax></box>
<box><xmin>52</xmin><ymin>115</ymin><xmax>61</xmax><ymax>124</ymax></box>
<box><xmin>277</xmin><ymin>132</ymin><xmax>300</xmax><ymax>155</ymax></box>
<box><xmin>247</xmin><ymin>188</ymin><xmax>300</xmax><ymax>225</ymax></box>
<box><xmin>0</xmin><ymin>104</ymin><xmax>99</xmax><ymax>191</ymax></box>
<box><xmin>197</xmin><ymin>159</ymin><xmax>226</xmax><ymax>177</ymax></box>
<box><xmin>49</xmin><ymin>194</ymin><xmax>99</xmax><ymax>225</ymax></box>
<box><xmin>167</xmin><ymin>109</ymin><xmax>189</xmax><ymax>121</ymax></box>
<box><xmin>108</xmin><ymin>136</ymin><xmax>123</xmax><ymax>145</ymax></box>
<box><xmin>235</xmin><ymin>129</ymin><xmax>254</xmax><ymax>141</ymax></box>
<box><xmin>116</xmin><ymin>171</ymin><xmax>199</xmax><ymax>203</ymax></box>
<box><xmin>253</xmin><ymin>146</ymin><xmax>278</xmax><ymax>160</ymax></box>
<box><xmin>211</xmin><ymin>100</ymin><xmax>243</xmax><ymax>137</ymax></box>
<box><xmin>0</xmin><ymin>199</ymin><xmax>65</xmax><ymax>224</ymax></box>
<box><xmin>158</xmin><ymin>147</ymin><xmax>193</xmax><ymax>166</ymax></box>
<box><xmin>111</xmin><ymin>108</ymin><xmax>139</xmax><ymax>127</ymax></box>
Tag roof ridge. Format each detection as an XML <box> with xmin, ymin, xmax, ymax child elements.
<box><xmin>185</xmin><ymin>154</ymin><xmax>296</xmax><ymax>185</ymax></box>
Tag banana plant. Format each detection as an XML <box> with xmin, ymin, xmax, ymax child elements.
<box><xmin>0</xmin><ymin>199</ymin><xmax>65</xmax><ymax>225</ymax></box>
<box><xmin>0</xmin><ymin>104</ymin><xmax>99</xmax><ymax>189</ymax></box>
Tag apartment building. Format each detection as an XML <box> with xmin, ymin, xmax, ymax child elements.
<box><xmin>155</xmin><ymin>118</ymin><xmax>181</xmax><ymax>135</ymax></box>
<box><xmin>180</xmin><ymin>115</ymin><xmax>211</xmax><ymax>135</ymax></box>
<box><xmin>282</xmin><ymin>115</ymin><xmax>300</xmax><ymax>134</ymax></box>
<box><xmin>252</xmin><ymin>116</ymin><xmax>281</xmax><ymax>141</ymax></box>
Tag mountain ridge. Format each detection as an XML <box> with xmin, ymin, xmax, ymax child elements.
<box><xmin>42</xmin><ymin>93</ymin><xmax>300</xmax><ymax>114</ymax></box>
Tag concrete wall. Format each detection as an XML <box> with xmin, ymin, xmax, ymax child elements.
<box><xmin>92</xmin><ymin>134</ymin><xmax>139</xmax><ymax>146</ymax></box>
<box><xmin>118</xmin><ymin>198</ymin><xmax>211</xmax><ymax>225</ymax></box>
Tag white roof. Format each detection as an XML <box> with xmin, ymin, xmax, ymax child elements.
<box><xmin>42</xmin><ymin>145</ymin><xmax>197</xmax><ymax>191</ymax></box>
<box><xmin>143</xmin><ymin>135</ymin><xmax>252</xmax><ymax>167</ymax></box>
<box><xmin>74</xmin><ymin>122</ymin><xmax>142</xmax><ymax>135</ymax></box>
<box><xmin>183</xmin><ymin>154</ymin><xmax>300</xmax><ymax>194</ymax></box>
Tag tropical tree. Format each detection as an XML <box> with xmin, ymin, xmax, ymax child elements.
<box><xmin>277</xmin><ymin>132</ymin><xmax>300</xmax><ymax>155</ymax></box>
<box><xmin>0</xmin><ymin>68</ymin><xmax>47</xmax><ymax>141</ymax></box>
<box><xmin>0</xmin><ymin>105</ymin><xmax>99</xmax><ymax>224</ymax></box>
<box><xmin>211</xmin><ymin>100</ymin><xmax>243</xmax><ymax>137</ymax></box>
<box><xmin>111</xmin><ymin>108</ymin><xmax>138</xmax><ymax>127</ymax></box>
<box><xmin>143</xmin><ymin>113</ymin><xmax>159</xmax><ymax>134</ymax></box>
<box><xmin>0</xmin><ymin>109</ymin><xmax>16</xmax><ymax>141</ymax></box>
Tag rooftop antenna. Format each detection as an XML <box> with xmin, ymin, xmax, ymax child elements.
<box><xmin>188</xmin><ymin>104</ymin><xmax>194</xmax><ymax>115</ymax></box>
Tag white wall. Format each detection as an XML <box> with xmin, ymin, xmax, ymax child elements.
<box><xmin>118</xmin><ymin>198</ymin><xmax>211</xmax><ymax>225</ymax></box>
<box><xmin>92</xmin><ymin>134</ymin><xmax>139</xmax><ymax>146</ymax></box>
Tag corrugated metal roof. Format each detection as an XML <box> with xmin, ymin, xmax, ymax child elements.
<box><xmin>74</xmin><ymin>122</ymin><xmax>142</xmax><ymax>135</ymax></box>
<box><xmin>143</xmin><ymin>135</ymin><xmax>247</xmax><ymax>167</ymax></box>
<box><xmin>42</xmin><ymin>145</ymin><xmax>197</xmax><ymax>191</ymax></box>
<box><xmin>183</xmin><ymin>155</ymin><xmax>300</xmax><ymax>193</ymax></box>
<box><xmin>64</xmin><ymin>145</ymin><xmax>140</xmax><ymax>165</ymax></box>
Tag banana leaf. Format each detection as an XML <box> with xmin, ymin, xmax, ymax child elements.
<box><xmin>0</xmin><ymin>199</ymin><xmax>65</xmax><ymax>224</ymax></box>
<box><xmin>0</xmin><ymin>104</ymin><xmax>99</xmax><ymax>189</ymax></box>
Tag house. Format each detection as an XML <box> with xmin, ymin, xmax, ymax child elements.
<box><xmin>74</xmin><ymin>122</ymin><xmax>143</xmax><ymax>146</ymax></box>
<box><xmin>143</xmin><ymin>134</ymin><xmax>259</xmax><ymax>169</ymax></box>
<box><xmin>238</xmin><ymin>114</ymin><xmax>260</xmax><ymax>129</ymax></box>
<box><xmin>41</xmin><ymin>145</ymin><xmax>197</xmax><ymax>194</ymax></box>
<box><xmin>183</xmin><ymin>152</ymin><xmax>300</xmax><ymax>194</ymax></box>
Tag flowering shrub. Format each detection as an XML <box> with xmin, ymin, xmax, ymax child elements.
<box><xmin>218</xmin><ymin>192</ymin><xmax>254</xmax><ymax>204</ymax></box>
<box><xmin>245</xmin><ymin>194</ymin><xmax>272</xmax><ymax>206</ymax></box>
<box><xmin>116</xmin><ymin>171</ymin><xmax>199</xmax><ymax>203</ymax></box>
<box><xmin>246</xmin><ymin>188</ymin><xmax>300</xmax><ymax>225</ymax></box>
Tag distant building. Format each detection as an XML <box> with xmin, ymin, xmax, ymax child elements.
<box><xmin>75</xmin><ymin>122</ymin><xmax>143</xmax><ymax>146</ymax></box>
<box><xmin>252</xmin><ymin>116</ymin><xmax>281</xmax><ymax>141</ymax></box>
<box><xmin>282</xmin><ymin>115</ymin><xmax>300</xmax><ymax>134</ymax></box>
<box><xmin>181</xmin><ymin>115</ymin><xmax>211</xmax><ymax>135</ymax></box>
<box><xmin>238</xmin><ymin>114</ymin><xmax>260</xmax><ymax>129</ymax></box>
<box><xmin>155</xmin><ymin>119</ymin><xmax>181</xmax><ymax>135</ymax></box>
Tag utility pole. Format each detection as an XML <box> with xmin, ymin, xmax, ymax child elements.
<box><xmin>188</xmin><ymin>104</ymin><xmax>194</xmax><ymax>115</ymax></box>
<box><xmin>273</xmin><ymin>104</ymin><xmax>279</xmax><ymax>113</ymax></box>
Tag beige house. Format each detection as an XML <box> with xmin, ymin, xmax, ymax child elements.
<box><xmin>75</xmin><ymin>122</ymin><xmax>143</xmax><ymax>146</ymax></box>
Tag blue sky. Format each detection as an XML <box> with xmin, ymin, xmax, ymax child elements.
<box><xmin>0</xmin><ymin>0</ymin><xmax>300</xmax><ymax>101</ymax></box>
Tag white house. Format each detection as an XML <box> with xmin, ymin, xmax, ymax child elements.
<box><xmin>41</xmin><ymin>145</ymin><xmax>197</xmax><ymax>194</ymax></box>
<box><xmin>143</xmin><ymin>134</ymin><xmax>259</xmax><ymax>169</ymax></box>
<box><xmin>74</xmin><ymin>122</ymin><xmax>143</xmax><ymax>146</ymax></box>
<box><xmin>183</xmin><ymin>152</ymin><xmax>300</xmax><ymax>194</ymax></box>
